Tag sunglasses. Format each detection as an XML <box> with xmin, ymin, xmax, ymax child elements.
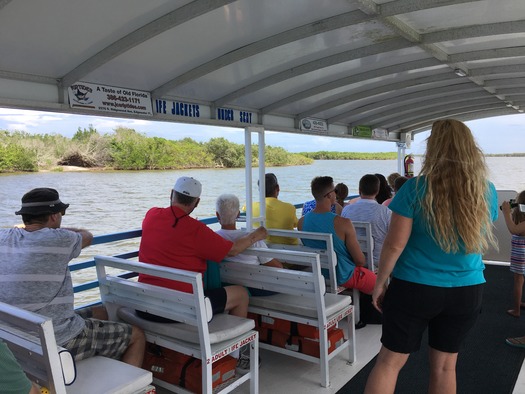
<box><xmin>324</xmin><ymin>189</ymin><xmax>336</xmax><ymax>198</ymax></box>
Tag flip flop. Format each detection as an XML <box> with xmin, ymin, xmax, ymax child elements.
<box><xmin>507</xmin><ymin>309</ymin><xmax>520</xmax><ymax>318</ymax></box>
<box><xmin>506</xmin><ymin>337</ymin><xmax>525</xmax><ymax>349</ymax></box>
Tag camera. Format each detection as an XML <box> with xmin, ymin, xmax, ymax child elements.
<box><xmin>500</xmin><ymin>199</ymin><xmax>519</xmax><ymax>211</ymax></box>
<box><xmin>500</xmin><ymin>199</ymin><xmax>525</xmax><ymax>212</ymax></box>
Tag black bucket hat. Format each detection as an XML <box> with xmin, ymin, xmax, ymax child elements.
<box><xmin>15</xmin><ymin>188</ymin><xmax>70</xmax><ymax>216</ymax></box>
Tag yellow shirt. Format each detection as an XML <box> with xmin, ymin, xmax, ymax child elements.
<box><xmin>253</xmin><ymin>197</ymin><xmax>299</xmax><ymax>245</ymax></box>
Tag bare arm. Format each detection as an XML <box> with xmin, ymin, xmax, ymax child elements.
<box><xmin>297</xmin><ymin>216</ymin><xmax>304</xmax><ymax>231</ymax></box>
<box><xmin>502</xmin><ymin>201</ymin><xmax>525</xmax><ymax>236</ymax></box>
<box><xmin>263</xmin><ymin>259</ymin><xmax>284</xmax><ymax>268</ymax></box>
<box><xmin>63</xmin><ymin>228</ymin><xmax>93</xmax><ymax>249</ymax></box>
<box><xmin>227</xmin><ymin>226</ymin><xmax>268</xmax><ymax>256</ymax></box>
<box><xmin>372</xmin><ymin>212</ymin><xmax>412</xmax><ymax>311</ymax></box>
<box><xmin>335</xmin><ymin>216</ymin><xmax>365</xmax><ymax>267</ymax></box>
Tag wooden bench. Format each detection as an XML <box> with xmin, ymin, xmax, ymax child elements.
<box><xmin>265</xmin><ymin>225</ymin><xmax>374</xmax><ymax>323</ymax></box>
<box><xmin>219</xmin><ymin>248</ymin><xmax>355</xmax><ymax>388</ymax></box>
<box><xmin>95</xmin><ymin>255</ymin><xmax>259</xmax><ymax>394</ymax></box>
<box><xmin>0</xmin><ymin>301</ymin><xmax>153</xmax><ymax>394</ymax></box>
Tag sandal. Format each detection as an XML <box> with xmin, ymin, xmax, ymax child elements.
<box><xmin>506</xmin><ymin>337</ymin><xmax>525</xmax><ymax>348</ymax></box>
<box><xmin>507</xmin><ymin>309</ymin><xmax>520</xmax><ymax>318</ymax></box>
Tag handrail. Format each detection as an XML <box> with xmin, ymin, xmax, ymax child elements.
<box><xmin>70</xmin><ymin>190</ymin><xmax>509</xmax><ymax>302</ymax></box>
<box><xmin>71</xmin><ymin>215</ymin><xmax>235</xmax><ymax>296</ymax></box>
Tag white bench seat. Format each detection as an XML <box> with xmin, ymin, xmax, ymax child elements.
<box><xmin>220</xmin><ymin>248</ymin><xmax>355</xmax><ymax>388</ymax></box>
<box><xmin>119</xmin><ymin>308</ymin><xmax>254</xmax><ymax>344</ymax></box>
<box><xmin>95</xmin><ymin>255</ymin><xmax>259</xmax><ymax>394</ymax></box>
<box><xmin>266</xmin><ymin>226</ymin><xmax>374</xmax><ymax>323</ymax></box>
<box><xmin>0</xmin><ymin>301</ymin><xmax>153</xmax><ymax>394</ymax></box>
<box><xmin>71</xmin><ymin>356</ymin><xmax>152</xmax><ymax>394</ymax></box>
<box><xmin>249</xmin><ymin>292</ymin><xmax>352</xmax><ymax>318</ymax></box>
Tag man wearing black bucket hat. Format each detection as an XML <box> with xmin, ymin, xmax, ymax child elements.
<box><xmin>0</xmin><ymin>188</ymin><xmax>145</xmax><ymax>367</ymax></box>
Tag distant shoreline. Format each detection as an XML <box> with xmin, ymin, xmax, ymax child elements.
<box><xmin>4</xmin><ymin>154</ymin><xmax>525</xmax><ymax>174</ymax></box>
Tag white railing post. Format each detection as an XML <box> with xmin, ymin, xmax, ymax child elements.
<box><xmin>245</xmin><ymin>126</ymin><xmax>265</xmax><ymax>229</ymax></box>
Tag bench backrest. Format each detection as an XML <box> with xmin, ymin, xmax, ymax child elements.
<box><xmin>265</xmin><ymin>229</ymin><xmax>338</xmax><ymax>293</ymax></box>
<box><xmin>220</xmin><ymin>247</ymin><xmax>327</xmax><ymax>313</ymax></box>
<box><xmin>0</xmin><ymin>301</ymin><xmax>71</xmax><ymax>394</ymax></box>
<box><xmin>351</xmin><ymin>221</ymin><xmax>375</xmax><ymax>271</ymax></box>
<box><xmin>95</xmin><ymin>255</ymin><xmax>212</xmax><ymax>353</ymax></box>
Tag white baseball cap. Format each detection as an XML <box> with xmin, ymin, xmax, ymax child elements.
<box><xmin>173</xmin><ymin>176</ymin><xmax>202</xmax><ymax>198</ymax></box>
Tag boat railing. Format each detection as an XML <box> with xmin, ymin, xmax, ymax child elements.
<box><xmin>70</xmin><ymin>191</ymin><xmax>511</xmax><ymax>304</ymax></box>
<box><xmin>70</xmin><ymin>204</ymin><xmax>309</xmax><ymax>300</ymax></box>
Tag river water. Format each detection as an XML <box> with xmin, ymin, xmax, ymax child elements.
<box><xmin>1</xmin><ymin>158</ymin><xmax>523</xmax><ymax>305</ymax></box>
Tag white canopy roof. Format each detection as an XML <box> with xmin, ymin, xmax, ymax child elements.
<box><xmin>1</xmin><ymin>0</ymin><xmax>524</xmax><ymax>143</ymax></box>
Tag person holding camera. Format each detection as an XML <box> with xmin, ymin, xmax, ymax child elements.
<box><xmin>502</xmin><ymin>191</ymin><xmax>525</xmax><ymax>318</ymax></box>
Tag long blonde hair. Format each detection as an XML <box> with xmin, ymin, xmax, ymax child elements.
<box><xmin>419</xmin><ymin>119</ymin><xmax>497</xmax><ymax>254</ymax></box>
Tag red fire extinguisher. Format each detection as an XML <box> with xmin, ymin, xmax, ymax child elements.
<box><xmin>404</xmin><ymin>154</ymin><xmax>414</xmax><ymax>177</ymax></box>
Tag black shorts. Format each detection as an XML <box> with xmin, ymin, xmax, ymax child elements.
<box><xmin>136</xmin><ymin>287</ymin><xmax>227</xmax><ymax>322</ymax></box>
<box><xmin>381</xmin><ymin>278</ymin><xmax>483</xmax><ymax>354</ymax></box>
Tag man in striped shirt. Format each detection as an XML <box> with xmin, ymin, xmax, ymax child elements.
<box><xmin>0</xmin><ymin>188</ymin><xmax>145</xmax><ymax>367</ymax></box>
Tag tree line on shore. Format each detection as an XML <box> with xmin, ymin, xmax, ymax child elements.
<box><xmin>0</xmin><ymin>126</ymin><xmax>398</xmax><ymax>173</ymax></box>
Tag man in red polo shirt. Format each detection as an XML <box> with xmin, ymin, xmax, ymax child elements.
<box><xmin>138</xmin><ymin>176</ymin><xmax>267</xmax><ymax>321</ymax></box>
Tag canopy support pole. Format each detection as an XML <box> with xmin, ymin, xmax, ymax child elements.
<box><xmin>244</xmin><ymin>126</ymin><xmax>265</xmax><ymax>230</ymax></box>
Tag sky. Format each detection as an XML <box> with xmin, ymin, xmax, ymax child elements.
<box><xmin>0</xmin><ymin>108</ymin><xmax>524</xmax><ymax>155</ymax></box>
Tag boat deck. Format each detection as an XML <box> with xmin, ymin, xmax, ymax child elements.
<box><xmin>152</xmin><ymin>282</ymin><xmax>525</xmax><ymax>394</ymax></box>
<box><xmin>154</xmin><ymin>324</ymin><xmax>382</xmax><ymax>394</ymax></box>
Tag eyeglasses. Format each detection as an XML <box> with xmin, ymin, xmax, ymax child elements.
<box><xmin>324</xmin><ymin>189</ymin><xmax>336</xmax><ymax>198</ymax></box>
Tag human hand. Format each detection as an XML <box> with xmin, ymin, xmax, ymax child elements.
<box><xmin>502</xmin><ymin>201</ymin><xmax>511</xmax><ymax>215</ymax></box>
<box><xmin>371</xmin><ymin>282</ymin><xmax>387</xmax><ymax>313</ymax></box>
<box><xmin>252</xmin><ymin>226</ymin><xmax>268</xmax><ymax>242</ymax></box>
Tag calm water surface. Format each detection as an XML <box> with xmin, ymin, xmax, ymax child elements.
<box><xmin>1</xmin><ymin>158</ymin><xmax>523</xmax><ymax>304</ymax></box>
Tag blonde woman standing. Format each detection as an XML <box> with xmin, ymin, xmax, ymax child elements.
<box><xmin>365</xmin><ymin>119</ymin><xmax>498</xmax><ymax>394</ymax></box>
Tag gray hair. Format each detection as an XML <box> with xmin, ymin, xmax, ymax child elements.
<box><xmin>215</xmin><ymin>194</ymin><xmax>240</xmax><ymax>225</ymax></box>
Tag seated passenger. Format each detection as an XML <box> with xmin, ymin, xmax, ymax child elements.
<box><xmin>387</xmin><ymin>172</ymin><xmax>402</xmax><ymax>192</ymax></box>
<box><xmin>217</xmin><ymin>193</ymin><xmax>283</xmax><ymax>297</ymax></box>
<box><xmin>374</xmin><ymin>173</ymin><xmax>392</xmax><ymax>204</ymax></box>
<box><xmin>335</xmin><ymin>182</ymin><xmax>349</xmax><ymax>208</ymax></box>
<box><xmin>250</xmin><ymin>173</ymin><xmax>299</xmax><ymax>245</ymax></box>
<box><xmin>341</xmin><ymin>174</ymin><xmax>392</xmax><ymax>266</ymax></box>
<box><xmin>298</xmin><ymin>176</ymin><xmax>376</xmax><ymax>294</ymax></box>
<box><xmin>216</xmin><ymin>193</ymin><xmax>282</xmax><ymax>268</ymax></box>
<box><xmin>0</xmin><ymin>188</ymin><xmax>145</xmax><ymax>367</ymax></box>
<box><xmin>302</xmin><ymin>178</ymin><xmax>343</xmax><ymax>216</ymax></box>
<box><xmin>138</xmin><ymin>177</ymin><xmax>268</xmax><ymax>373</ymax></box>
<box><xmin>382</xmin><ymin>175</ymin><xmax>408</xmax><ymax>207</ymax></box>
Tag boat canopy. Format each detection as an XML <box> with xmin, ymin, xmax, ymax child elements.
<box><xmin>0</xmin><ymin>0</ymin><xmax>524</xmax><ymax>144</ymax></box>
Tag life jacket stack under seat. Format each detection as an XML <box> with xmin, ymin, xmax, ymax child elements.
<box><xmin>248</xmin><ymin>313</ymin><xmax>345</xmax><ymax>357</ymax></box>
<box><xmin>142</xmin><ymin>342</ymin><xmax>236</xmax><ymax>393</ymax></box>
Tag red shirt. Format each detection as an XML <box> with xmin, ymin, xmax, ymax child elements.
<box><xmin>138</xmin><ymin>206</ymin><xmax>233</xmax><ymax>292</ymax></box>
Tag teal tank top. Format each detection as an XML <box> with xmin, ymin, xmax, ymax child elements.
<box><xmin>302</xmin><ymin>212</ymin><xmax>355</xmax><ymax>285</ymax></box>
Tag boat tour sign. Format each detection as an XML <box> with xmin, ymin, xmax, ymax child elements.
<box><xmin>300</xmin><ymin>117</ymin><xmax>328</xmax><ymax>132</ymax></box>
<box><xmin>68</xmin><ymin>82</ymin><xmax>153</xmax><ymax>116</ymax></box>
